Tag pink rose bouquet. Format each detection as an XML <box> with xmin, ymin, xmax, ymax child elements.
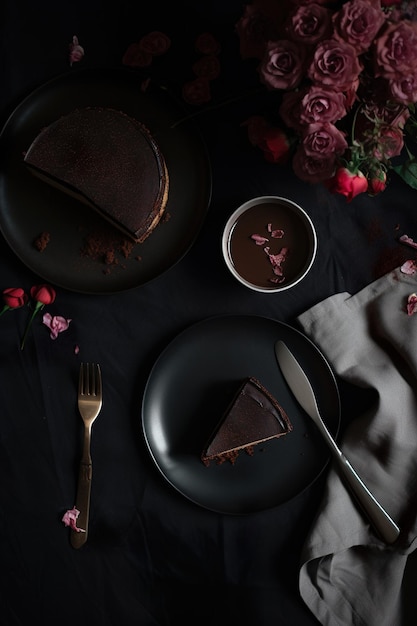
<box><xmin>236</xmin><ymin>0</ymin><xmax>417</xmax><ymax>200</ymax></box>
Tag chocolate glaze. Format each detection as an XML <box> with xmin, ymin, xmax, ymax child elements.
<box><xmin>201</xmin><ymin>377</ymin><xmax>292</xmax><ymax>465</ymax></box>
<box><xmin>228</xmin><ymin>202</ymin><xmax>313</xmax><ymax>289</ymax></box>
<box><xmin>24</xmin><ymin>107</ymin><xmax>169</xmax><ymax>243</ymax></box>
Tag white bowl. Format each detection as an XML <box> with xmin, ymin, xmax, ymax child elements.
<box><xmin>222</xmin><ymin>196</ymin><xmax>317</xmax><ymax>293</ymax></box>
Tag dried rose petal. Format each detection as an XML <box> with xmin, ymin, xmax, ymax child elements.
<box><xmin>399</xmin><ymin>234</ymin><xmax>417</xmax><ymax>250</ymax></box>
<box><xmin>122</xmin><ymin>43</ymin><xmax>153</xmax><ymax>67</ymax></box>
<box><xmin>182</xmin><ymin>77</ymin><xmax>211</xmax><ymax>105</ymax></box>
<box><xmin>139</xmin><ymin>31</ymin><xmax>171</xmax><ymax>56</ymax></box>
<box><xmin>192</xmin><ymin>55</ymin><xmax>221</xmax><ymax>80</ymax></box>
<box><xmin>69</xmin><ymin>35</ymin><xmax>84</xmax><ymax>67</ymax></box>
<box><xmin>266</xmin><ymin>223</ymin><xmax>284</xmax><ymax>238</ymax></box>
<box><xmin>400</xmin><ymin>260</ymin><xmax>417</xmax><ymax>275</ymax></box>
<box><xmin>141</xmin><ymin>77</ymin><xmax>151</xmax><ymax>93</ymax></box>
<box><xmin>43</xmin><ymin>312</ymin><xmax>71</xmax><ymax>339</ymax></box>
<box><xmin>407</xmin><ymin>293</ymin><xmax>417</xmax><ymax>316</ymax></box>
<box><xmin>251</xmin><ymin>234</ymin><xmax>269</xmax><ymax>245</ymax></box>
<box><xmin>195</xmin><ymin>32</ymin><xmax>221</xmax><ymax>55</ymax></box>
<box><xmin>62</xmin><ymin>507</ymin><xmax>86</xmax><ymax>533</ymax></box>
<box><xmin>264</xmin><ymin>246</ymin><xmax>289</xmax><ymax>283</ymax></box>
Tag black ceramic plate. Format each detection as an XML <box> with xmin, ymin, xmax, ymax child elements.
<box><xmin>142</xmin><ymin>315</ymin><xmax>340</xmax><ymax>514</ymax></box>
<box><xmin>0</xmin><ymin>67</ymin><xmax>211</xmax><ymax>294</ymax></box>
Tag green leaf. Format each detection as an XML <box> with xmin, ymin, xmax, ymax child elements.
<box><xmin>392</xmin><ymin>159</ymin><xmax>417</xmax><ymax>190</ymax></box>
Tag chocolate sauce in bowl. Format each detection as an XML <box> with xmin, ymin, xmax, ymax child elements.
<box><xmin>228</xmin><ymin>201</ymin><xmax>314</xmax><ymax>290</ymax></box>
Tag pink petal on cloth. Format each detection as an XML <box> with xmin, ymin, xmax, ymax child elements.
<box><xmin>69</xmin><ymin>35</ymin><xmax>84</xmax><ymax>66</ymax></box>
<box><xmin>400</xmin><ymin>260</ymin><xmax>417</xmax><ymax>275</ymax></box>
<box><xmin>407</xmin><ymin>293</ymin><xmax>417</xmax><ymax>316</ymax></box>
<box><xmin>43</xmin><ymin>312</ymin><xmax>72</xmax><ymax>339</ymax></box>
<box><xmin>62</xmin><ymin>507</ymin><xmax>86</xmax><ymax>533</ymax></box>
<box><xmin>399</xmin><ymin>234</ymin><xmax>417</xmax><ymax>250</ymax></box>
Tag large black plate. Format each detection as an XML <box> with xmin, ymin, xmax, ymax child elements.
<box><xmin>0</xmin><ymin>67</ymin><xmax>211</xmax><ymax>293</ymax></box>
<box><xmin>142</xmin><ymin>315</ymin><xmax>340</xmax><ymax>514</ymax></box>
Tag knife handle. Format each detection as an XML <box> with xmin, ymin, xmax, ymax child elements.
<box><xmin>70</xmin><ymin>460</ymin><xmax>92</xmax><ymax>549</ymax></box>
<box><xmin>334</xmin><ymin>450</ymin><xmax>400</xmax><ymax>544</ymax></box>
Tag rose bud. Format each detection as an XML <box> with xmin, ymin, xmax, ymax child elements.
<box><xmin>368</xmin><ymin>170</ymin><xmax>387</xmax><ymax>196</ymax></box>
<box><xmin>30</xmin><ymin>284</ymin><xmax>56</xmax><ymax>306</ymax></box>
<box><xmin>2</xmin><ymin>287</ymin><xmax>28</xmax><ymax>310</ymax></box>
<box><xmin>325</xmin><ymin>166</ymin><xmax>368</xmax><ymax>201</ymax></box>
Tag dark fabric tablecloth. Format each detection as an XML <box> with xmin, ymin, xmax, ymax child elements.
<box><xmin>1</xmin><ymin>2</ymin><xmax>417</xmax><ymax>625</ymax></box>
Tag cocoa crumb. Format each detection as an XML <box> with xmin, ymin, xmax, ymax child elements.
<box><xmin>33</xmin><ymin>231</ymin><xmax>50</xmax><ymax>252</ymax></box>
<box><xmin>120</xmin><ymin>240</ymin><xmax>134</xmax><ymax>258</ymax></box>
<box><xmin>80</xmin><ymin>227</ymin><xmax>137</xmax><ymax>267</ymax></box>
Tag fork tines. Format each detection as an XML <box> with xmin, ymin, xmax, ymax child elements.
<box><xmin>79</xmin><ymin>362</ymin><xmax>102</xmax><ymax>397</ymax></box>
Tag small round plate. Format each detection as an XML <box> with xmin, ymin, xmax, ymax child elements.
<box><xmin>142</xmin><ymin>315</ymin><xmax>340</xmax><ymax>514</ymax></box>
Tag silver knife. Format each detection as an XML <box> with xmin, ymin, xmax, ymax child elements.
<box><xmin>275</xmin><ymin>340</ymin><xmax>400</xmax><ymax>544</ymax></box>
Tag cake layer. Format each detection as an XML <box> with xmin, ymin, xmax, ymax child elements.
<box><xmin>24</xmin><ymin>107</ymin><xmax>169</xmax><ymax>243</ymax></box>
<box><xmin>201</xmin><ymin>376</ymin><xmax>292</xmax><ymax>466</ymax></box>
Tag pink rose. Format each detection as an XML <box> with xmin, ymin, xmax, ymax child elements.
<box><xmin>333</xmin><ymin>0</ymin><xmax>385</xmax><ymax>54</ymax></box>
<box><xmin>301</xmin><ymin>122</ymin><xmax>348</xmax><ymax>158</ymax></box>
<box><xmin>389</xmin><ymin>71</ymin><xmax>417</xmax><ymax>106</ymax></box>
<box><xmin>285</xmin><ymin>3</ymin><xmax>332</xmax><ymax>45</ymax></box>
<box><xmin>308</xmin><ymin>38</ymin><xmax>362</xmax><ymax>91</ymax></box>
<box><xmin>259</xmin><ymin>40</ymin><xmax>306</xmax><ymax>91</ymax></box>
<box><xmin>292</xmin><ymin>146</ymin><xmax>337</xmax><ymax>183</ymax></box>
<box><xmin>373</xmin><ymin>125</ymin><xmax>404</xmax><ymax>160</ymax></box>
<box><xmin>244</xmin><ymin>116</ymin><xmax>291</xmax><ymax>164</ymax></box>
<box><xmin>325</xmin><ymin>167</ymin><xmax>368</xmax><ymax>201</ymax></box>
<box><xmin>375</xmin><ymin>21</ymin><xmax>417</xmax><ymax>78</ymax></box>
<box><xmin>298</xmin><ymin>85</ymin><xmax>347</xmax><ymax>125</ymax></box>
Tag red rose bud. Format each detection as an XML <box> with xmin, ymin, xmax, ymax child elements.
<box><xmin>2</xmin><ymin>287</ymin><xmax>28</xmax><ymax>310</ymax></box>
<box><xmin>325</xmin><ymin>167</ymin><xmax>368</xmax><ymax>202</ymax></box>
<box><xmin>245</xmin><ymin>117</ymin><xmax>290</xmax><ymax>164</ymax></box>
<box><xmin>368</xmin><ymin>170</ymin><xmax>387</xmax><ymax>196</ymax></box>
<box><xmin>258</xmin><ymin>126</ymin><xmax>291</xmax><ymax>164</ymax></box>
<box><xmin>21</xmin><ymin>284</ymin><xmax>57</xmax><ymax>349</ymax></box>
<box><xmin>30</xmin><ymin>284</ymin><xmax>56</xmax><ymax>306</ymax></box>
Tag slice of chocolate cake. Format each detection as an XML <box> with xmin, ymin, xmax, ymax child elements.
<box><xmin>201</xmin><ymin>376</ymin><xmax>292</xmax><ymax>466</ymax></box>
<box><xmin>24</xmin><ymin>107</ymin><xmax>169</xmax><ymax>243</ymax></box>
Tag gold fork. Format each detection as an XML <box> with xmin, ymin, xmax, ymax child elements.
<box><xmin>71</xmin><ymin>362</ymin><xmax>102</xmax><ymax>549</ymax></box>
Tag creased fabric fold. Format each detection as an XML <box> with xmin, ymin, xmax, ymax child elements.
<box><xmin>296</xmin><ymin>267</ymin><xmax>417</xmax><ymax>626</ymax></box>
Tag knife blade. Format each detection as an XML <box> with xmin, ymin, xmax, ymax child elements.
<box><xmin>275</xmin><ymin>340</ymin><xmax>400</xmax><ymax>544</ymax></box>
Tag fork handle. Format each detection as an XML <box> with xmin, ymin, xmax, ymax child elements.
<box><xmin>71</xmin><ymin>459</ymin><xmax>92</xmax><ymax>549</ymax></box>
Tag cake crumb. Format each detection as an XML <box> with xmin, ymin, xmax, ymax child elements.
<box><xmin>33</xmin><ymin>231</ymin><xmax>50</xmax><ymax>252</ymax></box>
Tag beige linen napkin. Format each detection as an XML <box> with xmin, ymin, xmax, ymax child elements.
<box><xmin>296</xmin><ymin>267</ymin><xmax>417</xmax><ymax>626</ymax></box>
